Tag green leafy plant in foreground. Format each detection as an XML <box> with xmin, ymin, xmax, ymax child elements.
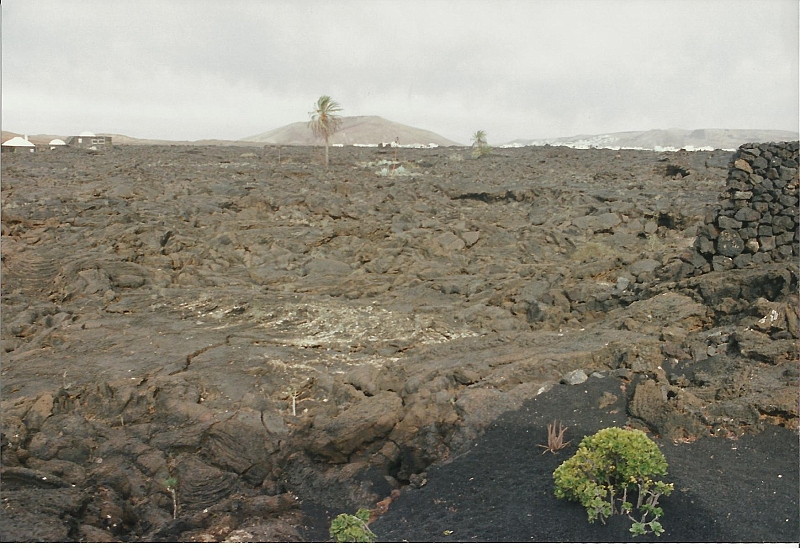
<box><xmin>329</xmin><ymin>508</ymin><xmax>376</xmax><ymax>542</ymax></box>
<box><xmin>552</xmin><ymin>427</ymin><xmax>674</xmax><ymax>537</ymax></box>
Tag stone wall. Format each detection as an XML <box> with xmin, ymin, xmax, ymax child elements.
<box><xmin>686</xmin><ymin>141</ymin><xmax>799</xmax><ymax>275</ymax></box>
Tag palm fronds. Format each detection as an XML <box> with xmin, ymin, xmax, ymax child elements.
<box><xmin>471</xmin><ymin>130</ymin><xmax>487</xmax><ymax>147</ymax></box>
<box><xmin>308</xmin><ymin>95</ymin><xmax>343</xmax><ymax>167</ymax></box>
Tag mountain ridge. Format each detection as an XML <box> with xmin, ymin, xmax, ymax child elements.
<box><xmin>503</xmin><ymin>127</ymin><xmax>799</xmax><ymax>151</ymax></box>
<box><xmin>242</xmin><ymin>115</ymin><xmax>462</xmax><ymax>146</ymax></box>
<box><xmin>5</xmin><ymin>126</ymin><xmax>797</xmax><ymax>151</ymax></box>
<box><xmin>0</xmin><ymin>131</ymin><xmax>260</xmax><ymax>147</ymax></box>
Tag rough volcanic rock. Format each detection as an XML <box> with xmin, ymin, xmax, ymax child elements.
<box><xmin>1</xmin><ymin>143</ymin><xmax>796</xmax><ymax>541</ymax></box>
<box><xmin>687</xmin><ymin>141</ymin><xmax>799</xmax><ymax>274</ymax></box>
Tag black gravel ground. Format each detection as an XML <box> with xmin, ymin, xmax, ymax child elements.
<box><xmin>369</xmin><ymin>375</ymin><xmax>799</xmax><ymax>543</ymax></box>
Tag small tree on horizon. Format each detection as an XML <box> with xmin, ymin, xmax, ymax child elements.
<box><xmin>471</xmin><ymin>130</ymin><xmax>491</xmax><ymax>158</ymax></box>
<box><xmin>471</xmin><ymin>130</ymin><xmax>487</xmax><ymax>148</ymax></box>
<box><xmin>308</xmin><ymin>95</ymin><xmax>343</xmax><ymax>167</ymax></box>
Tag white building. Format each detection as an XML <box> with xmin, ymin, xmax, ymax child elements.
<box><xmin>1</xmin><ymin>136</ymin><xmax>36</xmax><ymax>153</ymax></box>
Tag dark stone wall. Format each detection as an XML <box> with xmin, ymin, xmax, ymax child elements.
<box><xmin>687</xmin><ymin>141</ymin><xmax>799</xmax><ymax>275</ymax></box>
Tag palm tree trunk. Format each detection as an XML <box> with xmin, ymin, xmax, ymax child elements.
<box><xmin>324</xmin><ymin>137</ymin><xmax>330</xmax><ymax>167</ymax></box>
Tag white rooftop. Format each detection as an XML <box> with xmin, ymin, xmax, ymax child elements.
<box><xmin>2</xmin><ymin>136</ymin><xmax>35</xmax><ymax>147</ymax></box>
<box><xmin>78</xmin><ymin>131</ymin><xmax>96</xmax><ymax>137</ymax></box>
<box><xmin>49</xmin><ymin>138</ymin><xmax>66</xmax><ymax>146</ymax></box>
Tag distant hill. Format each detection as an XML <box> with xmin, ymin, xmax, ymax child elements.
<box><xmin>2</xmin><ymin>131</ymin><xmax>65</xmax><ymax>146</ymax></box>
<box><xmin>11</xmin><ymin>126</ymin><xmax>794</xmax><ymax>151</ymax></box>
<box><xmin>100</xmin><ymin>134</ymin><xmax>261</xmax><ymax>147</ymax></box>
<box><xmin>242</xmin><ymin>115</ymin><xmax>462</xmax><ymax>147</ymax></box>
<box><xmin>1</xmin><ymin>131</ymin><xmax>261</xmax><ymax>147</ymax></box>
<box><xmin>503</xmin><ymin>128</ymin><xmax>800</xmax><ymax>151</ymax></box>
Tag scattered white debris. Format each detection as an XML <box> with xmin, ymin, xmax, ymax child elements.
<box><xmin>758</xmin><ymin>309</ymin><xmax>779</xmax><ymax>324</ymax></box>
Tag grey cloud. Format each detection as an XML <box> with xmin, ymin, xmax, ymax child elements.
<box><xmin>3</xmin><ymin>0</ymin><xmax>797</xmax><ymax>143</ymax></box>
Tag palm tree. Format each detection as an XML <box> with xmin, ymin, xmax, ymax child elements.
<box><xmin>471</xmin><ymin>130</ymin><xmax>491</xmax><ymax>158</ymax></box>
<box><xmin>308</xmin><ymin>95</ymin><xmax>343</xmax><ymax>167</ymax></box>
<box><xmin>471</xmin><ymin>130</ymin><xmax>487</xmax><ymax>148</ymax></box>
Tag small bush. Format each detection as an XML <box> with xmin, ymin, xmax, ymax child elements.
<box><xmin>569</xmin><ymin>242</ymin><xmax>622</xmax><ymax>263</ymax></box>
<box><xmin>553</xmin><ymin>427</ymin><xmax>674</xmax><ymax>536</ymax></box>
<box><xmin>471</xmin><ymin>130</ymin><xmax>491</xmax><ymax>158</ymax></box>
<box><xmin>329</xmin><ymin>508</ymin><xmax>376</xmax><ymax>542</ymax></box>
<box><xmin>471</xmin><ymin>144</ymin><xmax>492</xmax><ymax>159</ymax></box>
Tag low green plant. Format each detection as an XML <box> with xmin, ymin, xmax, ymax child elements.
<box><xmin>163</xmin><ymin>476</ymin><xmax>179</xmax><ymax>519</ymax></box>
<box><xmin>329</xmin><ymin>508</ymin><xmax>376</xmax><ymax>542</ymax></box>
<box><xmin>569</xmin><ymin>242</ymin><xmax>622</xmax><ymax>263</ymax></box>
<box><xmin>552</xmin><ymin>427</ymin><xmax>674</xmax><ymax>537</ymax></box>
<box><xmin>376</xmin><ymin>165</ymin><xmax>406</xmax><ymax>177</ymax></box>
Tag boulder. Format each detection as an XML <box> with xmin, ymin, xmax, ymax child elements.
<box><xmin>716</xmin><ymin>230</ymin><xmax>745</xmax><ymax>257</ymax></box>
<box><xmin>560</xmin><ymin>369</ymin><xmax>588</xmax><ymax>385</ymax></box>
<box><xmin>175</xmin><ymin>455</ymin><xmax>238</xmax><ymax>512</ymax></box>
<box><xmin>629</xmin><ymin>258</ymin><xmax>661</xmax><ymax>280</ymax></box>
<box><xmin>0</xmin><ymin>488</ymin><xmax>90</xmax><ymax>542</ymax></box>
<box><xmin>203</xmin><ymin>408</ymin><xmax>277</xmax><ymax>485</ymax></box>
<box><xmin>307</xmin><ymin>391</ymin><xmax>403</xmax><ymax>461</ymax></box>
<box><xmin>628</xmin><ymin>379</ymin><xmax>705</xmax><ymax>439</ymax></box>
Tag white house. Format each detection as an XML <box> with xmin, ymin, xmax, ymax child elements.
<box><xmin>1</xmin><ymin>136</ymin><xmax>36</xmax><ymax>153</ymax></box>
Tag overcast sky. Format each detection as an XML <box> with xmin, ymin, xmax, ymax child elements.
<box><xmin>2</xmin><ymin>0</ymin><xmax>798</xmax><ymax>144</ymax></box>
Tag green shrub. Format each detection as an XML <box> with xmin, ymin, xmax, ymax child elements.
<box><xmin>553</xmin><ymin>427</ymin><xmax>674</xmax><ymax>537</ymax></box>
<box><xmin>329</xmin><ymin>508</ymin><xmax>376</xmax><ymax>542</ymax></box>
<box><xmin>471</xmin><ymin>144</ymin><xmax>492</xmax><ymax>159</ymax></box>
<box><xmin>471</xmin><ymin>130</ymin><xmax>490</xmax><ymax>158</ymax></box>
